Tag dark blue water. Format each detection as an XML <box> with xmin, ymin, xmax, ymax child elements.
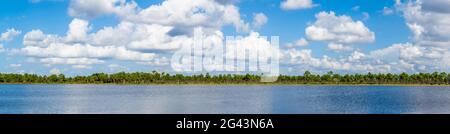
<box><xmin>0</xmin><ymin>84</ymin><xmax>450</xmax><ymax>114</ymax></box>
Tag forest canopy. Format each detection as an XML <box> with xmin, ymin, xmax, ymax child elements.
<box><xmin>0</xmin><ymin>71</ymin><xmax>449</xmax><ymax>85</ymax></box>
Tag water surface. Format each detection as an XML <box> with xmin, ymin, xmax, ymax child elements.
<box><xmin>0</xmin><ymin>84</ymin><xmax>449</xmax><ymax>114</ymax></box>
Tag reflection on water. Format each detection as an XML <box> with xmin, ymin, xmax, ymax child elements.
<box><xmin>0</xmin><ymin>84</ymin><xmax>450</xmax><ymax>114</ymax></box>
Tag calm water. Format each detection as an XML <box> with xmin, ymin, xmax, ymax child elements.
<box><xmin>1</xmin><ymin>84</ymin><xmax>450</xmax><ymax>114</ymax></box>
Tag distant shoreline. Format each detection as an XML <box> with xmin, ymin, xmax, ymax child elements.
<box><xmin>1</xmin><ymin>83</ymin><xmax>450</xmax><ymax>87</ymax></box>
<box><xmin>1</xmin><ymin>71</ymin><xmax>449</xmax><ymax>86</ymax></box>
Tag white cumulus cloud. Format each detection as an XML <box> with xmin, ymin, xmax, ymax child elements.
<box><xmin>68</xmin><ymin>0</ymin><xmax>252</xmax><ymax>33</ymax></box>
<box><xmin>20</xmin><ymin>0</ymin><xmax>272</xmax><ymax>72</ymax></box>
<box><xmin>1</xmin><ymin>28</ymin><xmax>21</xmax><ymax>42</ymax></box>
<box><xmin>50</xmin><ymin>68</ymin><xmax>61</xmax><ymax>75</ymax></box>
<box><xmin>399</xmin><ymin>0</ymin><xmax>450</xmax><ymax>47</ymax></box>
<box><xmin>66</xmin><ymin>18</ymin><xmax>91</xmax><ymax>42</ymax></box>
<box><xmin>252</xmin><ymin>13</ymin><xmax>268</xmax><ymax>30</ymax></box>
<box><xmin>68</xmin><ymin>0</ymin><xmax>137</xmax><ymax>18</ymax></box>
<box><xmin>281</xmin><ymin>0</ymin><xmax>317</xmax><ymax>10</ymax></box>
<box><xmin>327</xmin><ymin>43</ymin><xmax>353</xmax><ymax>52</ymax></box>
<box><xmin>305</xmin><ymin>11</ymin><xmax>375</xmax><ymax>52</ymax></box>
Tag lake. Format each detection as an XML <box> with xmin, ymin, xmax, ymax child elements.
<box><xmin>1</xmin><ymin>84</ymin><xmax>450</xmax><ymax>114</ymax></box>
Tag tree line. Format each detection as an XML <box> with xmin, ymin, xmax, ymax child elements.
<box><xmin>0</xmin><ymin>71</ymin><xmax>450</xmax><ymax>85</ymax></box>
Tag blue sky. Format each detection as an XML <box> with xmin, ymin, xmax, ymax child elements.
<box><xmin>0</xmin><ymin>0</ymin><xmax>449</xmax><ymax>76</ymax></box>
